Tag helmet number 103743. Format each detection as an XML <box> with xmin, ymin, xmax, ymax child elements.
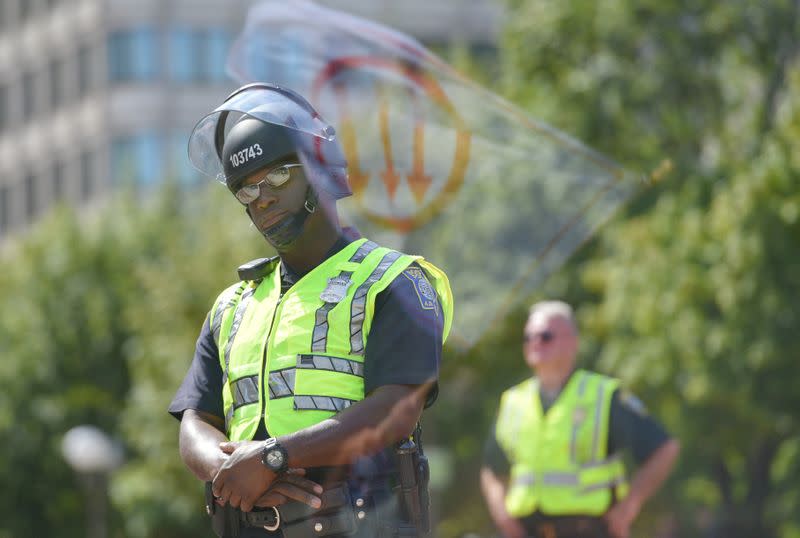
<box><xmin>230</xmin><ymin>143</ymin><xmax>263</xmax><ymax>168</ymax></box>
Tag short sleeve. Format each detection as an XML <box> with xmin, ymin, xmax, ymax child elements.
<box><xmin>483</xmin><ymin>422</ymin><xmax>511</xmax><ymax>476</ymax></box>
<box><xmin>363</xmin><ymin>263</ymin><xmax>444</xmax><ymax>408</ymax></box>
<box><xmin>607</xmin><ymin>389</ymin><xmax>672</xmax><ymax>464</ymax></box>
<box><xmin>168</xmin><ymin>313</ymin><xmax>225</xmax><ymax>421</ymax></box>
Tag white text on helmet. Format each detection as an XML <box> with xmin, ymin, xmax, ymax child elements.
<box><xmin>230</xmin><ymin>143</ymin><xmax>264</xmax><ymax>168</ymax></box>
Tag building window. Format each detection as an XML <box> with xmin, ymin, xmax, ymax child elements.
<box><xmin>111</xmin><ymin>134</ymin><xmax>163</xmax><ymax>187</ymax></box>
<box><xmin>53</xmin><ymin>161</ymin><xmax>65</xmax><ymax>202</ymax></box>
<box><xmin>169</xmin><ymin>27</ymin><xmax>233</xmax><ymax>83</ymax></box>
<box><xmin>0</xmin><ymin>85</ymin><xmax>7</xmax><ymax>131</ymax></box>
<box><xmin>19</xmin><ymin>0</ymin><xmax>32</xmax><ymax>22</ymax></box>
<box><xmin>49</xmin><ymin>58</ymin><xmax>66</xmax><ymax>109</ymax></box>
<box><xmin>24</xmin><ymin>173</ymin><xmax>36</xmax><ymax>220</ymax></box>
<box><xmin>77</xmin><ymin>44</ymin><xmax>92</xmax><ymax>97</ymax></box>
<box><xmin>169</xmin><ymin>132</ymin><xmax>197</xmax><ymax>185</ymax></box>
<box><xmin>206</xmin><ymin>28</ymin><xmax>233</xmax><ymax>82</ymax></box>
<box><xmin>22</xmin><ymin>72</ymin><xmax>36</xmax><ymax>119</ymax></box>
<box><xmin>0</xmin><ymin>184</ymin><xmax>9</xmax><ymax>234</ymax></box>
<box><xmin>169</xmin><ymin>28</ymin><xmax>202</xmax><ymax>82</ymax></box>
<box><xmin>108</xmin><ymin>28</ymin><xmax>159</xmax><ymax>81</ymax></box>
<box><xmin>80</xmin><ymin>151</ymin><xmax>93</xmax><ymax>200</ymax></box>
<box><xmin>239</xmin><ymin>29</ymin><xmax>304</xmax><ymax>87</ymax></box>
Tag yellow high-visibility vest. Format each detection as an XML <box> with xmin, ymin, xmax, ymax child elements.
<box><xmin>211</xmin><ymin>238</ymin><xmax>453</xmax><ymax>440</ymax></box>
<box><xmin>495</xmin><ymin>370</ymin><xmax>628</xmax><ymax>517</ymax></box>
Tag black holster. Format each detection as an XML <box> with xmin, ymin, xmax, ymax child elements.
<box><xmin>206</xmin><ymin>482</ymin><xmax>240</xmax><ymax>538</ymax></box>
<box><xmin>394</xmin><ymin>431</ymin><xmax>431</xmax><ymax>536</ymax></box>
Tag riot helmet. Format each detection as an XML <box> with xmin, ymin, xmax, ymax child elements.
<box><xmin>188</xmin><ymin>82</ymin><xmax>351</xmax><ymax>199</ymax></box>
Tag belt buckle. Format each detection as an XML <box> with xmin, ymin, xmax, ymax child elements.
<box><xmin>263</xmin><ymin>506</ymin><xmax>281</xmax><ymax>532</ymax></box>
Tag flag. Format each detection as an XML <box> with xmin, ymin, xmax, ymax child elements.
<box><xmin>225</xmin><ymin>0</ymin><xmax>644</xmax><ymax>349</ymax></box>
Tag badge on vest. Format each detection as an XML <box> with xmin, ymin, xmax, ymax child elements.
<box><xmin>320</xmin><ymin>275</ymin><xmax>353</xmax><ymax>303</ymax></box>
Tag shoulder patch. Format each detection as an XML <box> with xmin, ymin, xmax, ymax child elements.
<box><xmin>402</xmin><ymin>267</ymin><xmax>437</xmax><ymax>310</ymax></box>
<box><xmin>620</xmin><ymin>390</ymin><xmax>648</xmax><ymax>417</ymax></box>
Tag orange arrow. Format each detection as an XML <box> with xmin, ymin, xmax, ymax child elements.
<box><xmin>407</xmin><ymin>119</ymin><xmax>432</xmax><ymax>204</ymax></box>
<box><xmin>334</xmin><ymin>83</ymin><xmax>369</xmax><ymax>197</ymax></box>
<box><xmin>378</xmin><ymin>92</ymin><xmax>400</xmax><ymax>200</ymax></box>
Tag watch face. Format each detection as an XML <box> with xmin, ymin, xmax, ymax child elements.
<box><xmin>266</xmin><ymin>449</ymin><xmax>284</xmax><ymax>469</ymax></box>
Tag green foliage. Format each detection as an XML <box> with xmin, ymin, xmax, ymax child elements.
<box><xmin>0</xmin><ymin>185</ymin><xmax>265</xmax><ymax>537</ymax></box>
<box><xmin>2</xmin><ymin>2</ymin><xmax>799</xmax><ymax>537</ymax></box>
<box><xmin>429</xmin><ymin>1</ymin><xmax>800</xmax><ymax>537</ymax></box>
<box><xmin>0</xmin><ymin>204</ymin><xmax>135</xmax><ymax>537</ymax></box>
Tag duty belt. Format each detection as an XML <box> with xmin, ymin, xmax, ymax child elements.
<box><xmin>207</xmin><ymin>482</ymin><xmax>373</xmax><ymax>537</ymax></box>
<box><xmin>242</xmin><ymin>485</ymin><xmax>359</xmax><ymax>535</ymax></box>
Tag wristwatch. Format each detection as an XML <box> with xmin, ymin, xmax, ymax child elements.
<box><xmin>261</xmin><ymin>438</ymin><xmax>289</xmax><ymax>474</ymax></box>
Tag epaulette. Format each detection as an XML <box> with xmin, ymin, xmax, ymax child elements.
<box><xmin>237</xmin><ymin>256</ymin><xmax>280</xmax><ymax>282</ymax></box>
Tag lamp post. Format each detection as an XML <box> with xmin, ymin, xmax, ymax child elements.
<box><xmin>61</xmin><ymin>425</ymin><xmax>123</xmax><ymax>538</ymax></box>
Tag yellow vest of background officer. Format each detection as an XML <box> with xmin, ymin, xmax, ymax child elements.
<box><xmin>495</xmin><ymin>369</ymin><xmax>628</xmax><ymax>517</ymax></box>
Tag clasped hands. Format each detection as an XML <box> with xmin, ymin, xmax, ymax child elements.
<box><xmin>212</xmin><ymin>440</ymin><xmax>323</xmax><ymax>513</ymax></box>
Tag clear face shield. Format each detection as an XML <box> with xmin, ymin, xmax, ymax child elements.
<box><xmin>187</xmin><ymin>84</ymin><xmax>349</xmax><ymax>197</ymax></box>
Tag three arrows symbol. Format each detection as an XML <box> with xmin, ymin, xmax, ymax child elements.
<box><xmin>334</xmin><ymin>83</ymin><xmax>369</xmax><ymax>197</ymax></box>
<box><xmin>407</xmin><ymin>118</ymin><xmax>432</xmax><ymax>204</ymax></box>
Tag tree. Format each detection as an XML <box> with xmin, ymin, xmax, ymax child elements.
<box><xmin>429</xmin><ymin>1</ymin><xmax>800</xmax><ymax>536</ymax></box>
<box><xmin>490</xmin><ymin>0</ymin><xmax>800</xmax><ymax>536</ymax></box>
<box><xmin>0</xmin><ymin>186</ymin><xmax>264</xmax><ymax>537</ymax></box>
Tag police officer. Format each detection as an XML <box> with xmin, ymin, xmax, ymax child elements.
<box><xmin>480</xmin><ymin>301</ymin><xmax>680</xmax><ymax>538</ymax></box>
<box><xmin>169</xmin><ymin>83</ymin><xmax>453</xmax><ymax>537</ymax></box>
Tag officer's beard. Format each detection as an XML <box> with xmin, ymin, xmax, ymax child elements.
<box><xmin>251</xmin><ymin>188</ymin><xmax>318</xmax><ymax>252</ymax></box>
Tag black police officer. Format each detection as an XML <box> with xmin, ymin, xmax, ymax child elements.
<box><xmin>169</xmin><ymin>83</ymin><xmax>453</xmax><ymax>537</ymax></box>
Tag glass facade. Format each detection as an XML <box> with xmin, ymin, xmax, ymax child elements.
<box><xmin>108</xmin><ymin>28</ymin><xmax>160</xmax><ymax>81</ymax></box>
<box><xmin>206</xmin><ymin>28</ymin><xmax>232</xmax><ymax>82</ymax></box>
<box><xmin>111</xmin><ymin>134</ymin><xmax>163</xmax><ymax>187</ymax></box>
<box><xmin>168</xmin><ymin>26</ymin><xmax>232</xmax><ymax>83</ymax></box>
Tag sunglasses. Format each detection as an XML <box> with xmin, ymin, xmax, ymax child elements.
<box><xmin>524</xmin><ymin>330</ymin><xmax>555</xmax><ymax>344</ymax></box>
<box><xmin>234</xmin><ymin>163</ymin><xmax>304</xmax><ymax>204</ymax></box>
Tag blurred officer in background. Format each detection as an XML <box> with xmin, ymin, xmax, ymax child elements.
<box><xmin>169</xmin><ymin>83</ymin><xmax>453</xmax><ymax>538</ymax></box>
<box><xmin>480</xmin><ymin>301</ymin><xmax>679</xmax><ymax>538</ymax></box>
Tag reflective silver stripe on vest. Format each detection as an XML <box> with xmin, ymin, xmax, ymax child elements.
<box><xmin>512</xmin><ymin>473</ymin><xmax>535</xmax><ymax>487</ymax></box>
<box><xmin>212</xmin><ymin>285</ymin><xmax>245</xmax><ymax>346</ymax></box>
<box><xmin>570</xmin><ymin>371</ymin><xmax>590</xmax><ymax>462</ymax></box>
<box><xmin>222</xmin><ymin>286</ymin><xmax>256</xmax><ymax>385</ymax></box>
<box><xmin>268</xmin><ymin>367</ymin><xmax>296</xmax><ymax>399</ymax></box>
<box><xmin>232</xmin><ymin>375</ymin><xmax>259</xmax><ymax>409</ymax></box>
<box><xmin>293</xmin><ymin>395</ymin><xmax>355</xmax><ymax>412</ymax></box>
<box><xmin>581</xmin><ymin>476</ymin><xmax>626</xmax><ymax>494</ymax></box>
<box><xmin>349</xmin><ymin>240</ymin><xmax>378</xmax><ymax>262</ymax></box>
<box><xmin>590</xmin><ymin>378</ymin><xmax>611</xmax><ymax>461</ymax></box>
<box><xmin>297</xmin><ymin>354</ymin><xmax>364</xmax><ymax>377</ymax></box>
<box><xmin>311</xmin><ymin>271</ymin><xmax>354</xmax><ymax>353</ymax></box>
<box><xmin>512</xmin><ymin>472</ymin><xmax>579</xmax><ymax>487</ymax></box>
<box><xmin>350</xmin><ymin>250</ymin><xmax>403</xmax><ymax>355</ymax></box>
<box><xmin>541</xmin><ymin>472</ymin><xmax>580</xmax><ymax>486</ymax></box>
